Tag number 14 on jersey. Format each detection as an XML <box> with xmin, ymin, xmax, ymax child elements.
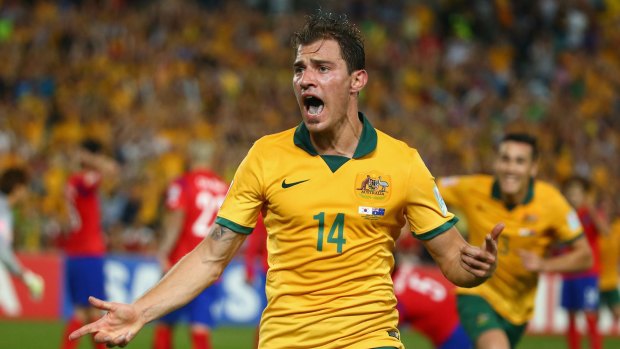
<box><xmin>313</xmin><ymin>212</ymin><xmax>347</xmax><ymax>253</ymax></box>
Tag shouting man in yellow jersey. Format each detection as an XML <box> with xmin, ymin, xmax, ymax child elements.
<box><xmin>437</xmin><ymin>133</ymin><xmax>594</xmax><ymax>349</ymax></box>
<box><xmin>68</xmin><ymin>11</ymin><xmax>503</xmax><ymax>349</ymax></box>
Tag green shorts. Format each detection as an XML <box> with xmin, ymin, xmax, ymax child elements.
<box><xmin>600</xmin><ymin>288</ymin><xmax>620</xmax><ymax>309</ymax></box>
<box><xmin>457</xmin><ymin>294</ymin><xmax>527</xmax><ymax>348</ymax></box>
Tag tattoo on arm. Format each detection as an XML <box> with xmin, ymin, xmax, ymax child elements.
<box><xmin>201</xmin><ymin>224</ymin><xmax>246</xmax><ymax>266</ymax></box>
<box><xmin>208</xmin><ymin>224</ymin><xmax>236</xmax><ymax>241</ymax></box>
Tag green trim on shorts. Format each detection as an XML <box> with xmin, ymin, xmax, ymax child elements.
<box><xmin>600</xmin><ymin>288</ymin><xmax>620</xmax><ymax>309</ymax></box>
<box><xmin>457</xmin><ymin>294</ymin><xmax>527</xmax><ymax>348</ymax></box>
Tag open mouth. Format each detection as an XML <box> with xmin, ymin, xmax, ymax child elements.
<box><xmin>500</xmin><ymin>175</ymin><xmax>523</xmax><ymax>192</ymax></box>
<box><xmin>303</xmin><ymin>96</ymin><xmax>324</xmax><ymax>115</ymax></box>
<box><xmin>503</xmin><ymin>175</ymin><xmax>521</xmax><ymax>183</ymax></box>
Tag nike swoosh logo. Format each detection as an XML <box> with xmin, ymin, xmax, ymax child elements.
<box><xmin>282</xmin><ymin>179</ymin><xmax>310</xmax><ymax>188</ymax></box>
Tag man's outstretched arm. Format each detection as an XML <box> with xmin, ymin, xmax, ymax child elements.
<box><xmin>519</xmin><ymin>235</ymin><xmax>592</xmax><ymax>273</ymax></box>
<box><xmin>69</xmin><ymin>224</ymin><xmax>247</xmax><ymax>347</ymax></box>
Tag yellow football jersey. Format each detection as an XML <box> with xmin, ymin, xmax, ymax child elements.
<box><xmin>216</xmin><ymin>114</ymin><xmax>456</xmax><ymax>349</ymax></box>
<box><xmin>437</xmin><ymin>174</ymin><xmax>582</xmax><ymax>325</ymax></box>
<box><xmin>599</xmin><ymin>218</ymin><xmax>620</xmax><ymax>291</ymax></box>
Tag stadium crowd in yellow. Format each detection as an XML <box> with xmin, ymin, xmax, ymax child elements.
<box><xmin>0</xmin><ymin>0</ymin><xmax>619</xmax><ymax>253</ymax></box>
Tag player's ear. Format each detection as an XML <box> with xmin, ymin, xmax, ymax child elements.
<box><xmin>350</xmin><ymin>69</ymin><xmax>368</xmax><ymax>94</ymax></box>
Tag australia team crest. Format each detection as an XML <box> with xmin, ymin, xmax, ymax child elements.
<box><xmin>355</xmin><ymin>172</ymin><xmax>392</xmax><ymax>201</ymax></box>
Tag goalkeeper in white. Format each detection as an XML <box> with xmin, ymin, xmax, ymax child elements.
<box><xmin>0</xmin><ymin>167</ymin><xmax>44</xmax><ymax>301</ymax></box>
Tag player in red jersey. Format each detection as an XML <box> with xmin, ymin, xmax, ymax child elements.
<box><xmin>153</xmin><ymin>143</ymin><xmax>228</xmax><ymax>349</ymax></box>
<box><xmin>560</xmin><ymin>176</ymin><xmax>608</xmax><ymax>349</ymax></box>
<box><xmin>394</xmin><ymin>232</ymin><xmax>472</xmax><ymax>349</ymax></box>
<box><xmin>244</xmin><ymin>215</ymin><xmax>268</xmax><ymax>349</ymax></box>
<box><xmin>61</xmin><ymin>139</ymin><xmax>119</xmax><ymax>349</ymax></box>
<box><xmin>244</xmin><ymin>215</ymin><xmax>268</xmax><ymax>290</ymax></box>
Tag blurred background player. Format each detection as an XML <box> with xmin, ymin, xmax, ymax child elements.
<box><xmin>599</xmin><ymin>206</ymin><xmax>620</xmax><ymax>335</ymax></box>
<box><xmin>60</xmin><ymin>139</ymin><xmax>119</xmax><ymax>349</ymax></box>
<box><xmin>560</xmin><ymin>176</ymin><xmax>609</xmax><ymax>349</ymax></box>
<box><xmin>393</xmin><ymin>230</ymin><xmax>472</xmax><ymax>349</ymax></box>
<box><xmin>0</xmin><ymin>167</ymin><xmax>44</xmax><ymax>307</ymax></box>
<box><xmin>437</xmin><ymin>133</ymin><xmax>593</xmax><ymax>349</ymax></box>
<box><xmin>154</xmin><ymin>141</ymin><xmax>228</xmax><ymax>349</ymax></box>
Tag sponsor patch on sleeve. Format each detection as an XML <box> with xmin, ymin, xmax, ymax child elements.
<box><xmin>433</xmin><ymin>185</ymin><xmax>448</xmax><ymax>217</ymax></box>
<box><xmin>566</xmin><ymin>210</ymin><xmax>582</xmax><ymax>232</ymax></box>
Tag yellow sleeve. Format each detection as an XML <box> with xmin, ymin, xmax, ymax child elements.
<box><xmin>215</xmin><ymin>142</ymin><xmax>265</xmax><ymax>234</ymax></box>
<box><xmin>436</xmin><ymin>176</ymin><xmax>464</xmax><ymax>208</ymax></box>
<box><xmin>550</xmin><ymin>190</ymin><xmax>583</xmax><ymax>242</ymax></box>
<box><xmin>404</xmin><ymin>150</ymin><xmax>457</xmax><ymax>240</ymax></box>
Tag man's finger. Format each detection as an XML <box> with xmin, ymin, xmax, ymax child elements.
<box><xmin>68</xmin><ymin>324</ymin><xmax>99</xmax><ymax>340</ymax></box>
<box><xmin>490</xmin><ymin>223</ymin><xmax>504</xmax><ymax>241</ymax></box>
<box><xmin>484</xmin><ymin>223</ymin><xmax>504</xmax><ymax>254</ymax></box>
<box><xmin>125</xmin><ymin>331</ymin><xmax>136</xmax><ymax>343</ymax></box>
<box><xmin>460</xmin><ymin>259</ymin><xmax>486</xmax><ymax>278</ymax></box>
<box><xmin>461</xmin><ymin>254</ymin><xmax>492</xmax><ymax>271</ymax></box>
<box><xmin>110</xmin><ymin>334</ymin><xmax>127</xmax><ymax>347</ymax></box>
<box><xmin>462</xmin><ymin>245</ymin><xmax>494</xmax><ymax>262</ymax></box>
<box><xmin>483</xmin><ymin>233</ymin><xmax>499</xmax><ymax>255</ymax></box>
<box><xmin>94</xmin><ymin>331</ymin><xmax>113</xmax><ymax>344</ymax></box>
<box><xmin>89</xmin><ymin>296</ymin><xmax>113</xmax><ymax>311</ymax></box>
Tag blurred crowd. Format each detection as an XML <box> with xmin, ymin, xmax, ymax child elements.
<box><xmin>0</xmin><ymin>0</ymin><xmax>619</xmax><ymax>253</ymax></box>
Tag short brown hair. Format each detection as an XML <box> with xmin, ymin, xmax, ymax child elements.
<box><xmin>0</xmin><ymin>167</ymin><xmax>29</xmax><ymax>195</ymax></box>
<box><xmin>501</xmin><ymin>133</ymin><xmax>539</xmax><ymax>160</ymax></box>
<box><xmin>291</xmin><ymin>10</ymin><xmax>365</xmax><ymax>73</ymax></box>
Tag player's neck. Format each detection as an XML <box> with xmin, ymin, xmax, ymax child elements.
<box><xmin>500</xmin><ymin>188</ymin><xmax>528</xmax><ymax>207</ymax></box>
<box><xmin>309</xmin><ymin>107</ymin><xmax>362</xmax><ymax>158</ymax></box>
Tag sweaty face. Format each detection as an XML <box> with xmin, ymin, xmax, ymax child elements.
<box><xmin>292</xmin><ymin>39</ymin><xmax>353</xmax><ymax>133</ymax></box>
<box><xmin>494</xmin><ymin>141</ymin><xmax>537</xmax><ymax>198</ymax></box>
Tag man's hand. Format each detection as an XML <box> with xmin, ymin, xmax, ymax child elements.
<box><xmin>459</xmin><ymin>223</ymin><xmax>504</xmax><ymax>279</ymax></box>
<box><xmin>23</xmin><ymin>270</ymin><xmax>44</xmax><ymax>301</ymax></box>
<box><xmin>518</xmin><ymin>249</ymin><xmax>544</xmax><ymax>272</ymax></box>
<box><xmin>68</xmin><ymin>296</ymin><xmax>145</xmax><ymax>348</ymax></box>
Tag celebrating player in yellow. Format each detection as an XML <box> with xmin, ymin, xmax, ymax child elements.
<box><xmin>68</xmin><ymin>11</ymin><xmax>503</xmax><ymax>349</ymax></box>
<box><xmin>437</xmin><ymin>133</ymin><xmax>593</xmax><ymax>349</ymax></box>
<box><xmin>599</xmin><ymin>215</ymin><xmax>620</xmax><ymax>333</ymax></box>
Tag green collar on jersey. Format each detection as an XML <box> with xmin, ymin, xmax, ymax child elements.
<box><xmin>491</xmin><ymin>177</ymin><xmax>534</xmax><ymax>210</ymax></box>
<box><xmin>293</xmin><ymin>112</ymin><xmax>377</xmax><ymax>159</ymax></box>
<box><xmin>293</xmin><ymin>112</ymin><xmax>377</xmax><ymax>172</ymax></box>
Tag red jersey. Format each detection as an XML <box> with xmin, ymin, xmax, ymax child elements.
<box><xmin>563</xmin><ymin>206</ymin><xmax>601</xmax><ymax>279</ymax></box>
<box><xmin>393</xmin><ymin>264</ymin><xmax>460</xmax><ymax>347</ymax></box>
<box><xmin>63</xmin><ymin>171</ymin><xmax>106</xmax><ymax>256</ymax></box>
<box><xmin>165</xmin><ymin>169</ymin><xmax>228</xmax><ymax>264</ymax></box>
<box><xmin>244</xmin><ymin>215</ymin><xmax>268</xmax><ymax>282</ymax></box>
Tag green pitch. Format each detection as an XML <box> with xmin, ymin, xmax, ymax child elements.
<box><xmin>1</xmin><ymin>320</ymin><xmax>619</xmax><ymax>348</ymax></box>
